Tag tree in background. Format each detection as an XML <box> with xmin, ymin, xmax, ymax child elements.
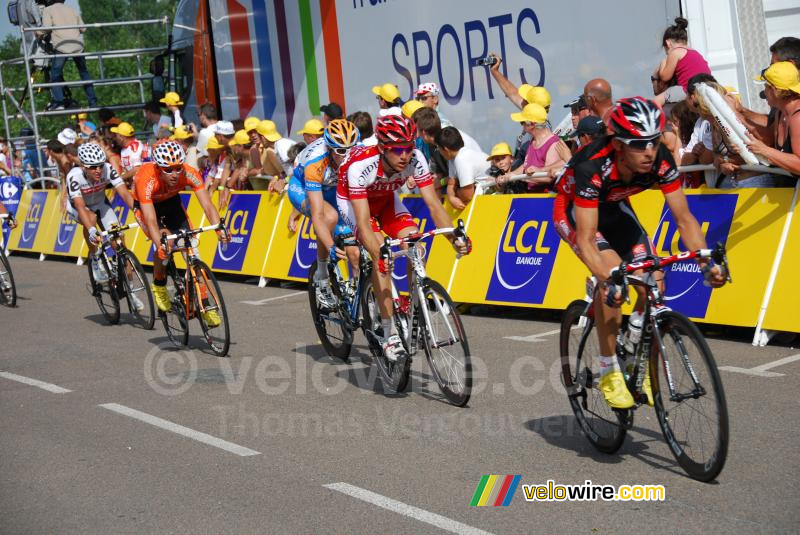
<box><xmin>0</xmin><ymin>0</ymin><xmax>177</xmax><ymax>141</ymax></box>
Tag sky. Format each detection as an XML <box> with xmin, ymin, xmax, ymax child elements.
<box><xmin>0</xmin><ymin>0</ymin><xmax>82</xmax><ymax>44</ymax></box>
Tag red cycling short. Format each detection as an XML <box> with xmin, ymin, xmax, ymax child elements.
<box><xmin>337</xmin><ymin>191</ymin><xmax>417</xmax><ymax>239</ymax></box>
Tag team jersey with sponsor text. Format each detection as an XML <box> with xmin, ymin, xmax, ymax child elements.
<box><xmin>292</xmin><ymin>137</ymin><xmax>335</xmax><ymax>192</ymax></box>
<box><xmin>554</xmin><ymin>136</ymin><xmax>680</xmax><ymax>207</ymax></box>
<box><xmin>66</xmin><ymin>163</ymin><xmax>124</xmax><ymax>206</ymax></box>
<box><xmin>337</xmin><ymin>145</ymin><xmax>431</xmax><ymax>201</ymax></box>
<box><xmin>133</xmin><ymin>162</ymin><xmax>204</xmax><ymax>205</ymax></box>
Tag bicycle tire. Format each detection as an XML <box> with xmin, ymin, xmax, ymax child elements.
<box><xmin>560</xmin><ymin>299</ymin><xmax>628</xmax><ymax>454</ymax></box>
<box><xmin>160</xmin><ymin>262</ymin><xmax>189</xmax><ymax>348</ymax></box>
<box><xmin>0</xmin><ymin>252</ymin><xmax>16</xmax><ymax>307</ymax></box>
<box><xmin>307</xmin><ymin>260</ymin><xmax>353</xmax><ymax>361</ymax></box>
<box><xmin>87</xmin><ymin>255</ymin><xmax>120</xmax><ymax>324</ymax></box>
<box><xmin>418</xmin><ymin>279</ymin><xmax>471</xmax><ymax>407</ymax></box>
<box><xmin>651</xmin><ymin>310</ymin><xmax>729</xmax><ymax>482</ymax></box>
<box><xmin>120</xmin><ymin>251</ymin><xmax>155</xmax><ymax>330</ymax></box>
<box><xmin>192</xmin><ymin>260</ymin><xmax>231</xmax><ymax>357</ymax></box>
<box><xmin>361</xmin><ymin>276</ymin><xmax>411</xmax><ymax>394</ymax></box>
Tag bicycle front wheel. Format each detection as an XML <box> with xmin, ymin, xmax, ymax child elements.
<box><xmin>161</xmin><ymin>266</ymin><xmax>189</xmax><ymax>348</ymax></box>
<box><xmin>651</xmin><ymin>311</ymin><xmax>728</xmax><ymax>482</ymax></box>
<box><xmin>193</xmin><ymin>260</ymin><xmax>231</xmax><ymax>357</ymax></box>
<box><xmin>0</xmin><ymin>252</ymin><xmax>16</xmax><ymax>307</ymax></box>
<box><xmin>419</xmin><ymin>279</ymin><xmax>471</xmax><ymax>407</ymax></box>
<box><xmin>560</xmin><ymin>299</ymin><xmax>627</xmax><ymax>454</ymax></box>
<box><xmin>307</xmin><ymin>260</ymin><xmax>353</xmax><ymax>361</ymax></box>
<box><xmin>88</xmin><ymin>256</ymin><xmax>120</xmax><ymax>324</ymax></box>
<box><xmin>120</xmin><ymin>251</ymin><xmax>155</xmax><ymax>330</ymax></box>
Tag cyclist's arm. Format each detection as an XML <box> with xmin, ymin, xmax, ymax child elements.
<box><xmin>351</xmin><ymin>196</ymin><xmax>382</xmax><ymax>261</ymax></box>
<box><xmin>138</xmin><ymin>202</ymin><xmax>162</xmax><ymax>250</ymax></box>
<box><xmin>120</xmin><ymin>165</ymin><xmax>140</xmax><ymax>182</ymax></box>
<box><xmin>573</xmin><ymin>206</ymin><xmax>614</xmax><ymax>280</ymax></box>
<box><xmin>71</xmin><ymin>196</ymin><xmax>97</xmax><ymax>234</ymax></box>
<box><xmin>113</xmin><ymin>183</ymin><xmax>134</xmax><ymax>210</ymax></box>
<box><xmin>307</xmin><ymin>189</ymin><xmax>334</xmax><ymax>250</ymax></box>
<box><xmin>419</xmin><ymin>181</ymin><xmax>456</xmax><ymax>234</ymax></box>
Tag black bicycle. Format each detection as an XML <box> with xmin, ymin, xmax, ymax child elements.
<box><xmin>559</xmin><ymin>244</ymin><xmax>731</xmax><ymax>481</ymax></box>
<box><xmin>87</xmin><ymin>222</ymin><xmax>155</xmax><ymax>328</ymax></box>
<box><xmin>159</xmin><ymin>223</ymin><xmax>231</xmax><ymax>357</ymax></box>
<box><xmin>0</xmin><ymin>214</ymin><xmax>17</xmax><ymax>307</ymax></box>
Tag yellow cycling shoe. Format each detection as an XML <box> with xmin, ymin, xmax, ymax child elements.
<box><xmin>152</xmin><ymin>284</ymin><xmax>171</xmax><ymax>312</ymax></box>
<box><xmin>641</xmin><ymin>367</ymin><xmax>654</xmax><ymax>406</ymax></box>
<box><xmin>598</xmin><ymin>370</ymin><xmax>635</xmax><ymax>409</ymax></box>
<box><xmin>202</xmin><ymin>309</ymin><xmax>221</xmax><ymax>327</ymax></box>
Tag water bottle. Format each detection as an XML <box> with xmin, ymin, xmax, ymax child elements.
<box><xmin>623</xmin><ymin>311</ymin><xmax>644</xmax><ymax>355</ymax></box>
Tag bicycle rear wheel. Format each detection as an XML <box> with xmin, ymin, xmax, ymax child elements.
<box><xmin>0</xmin><ymin>252</ymin><xmax>16</xmax><ymax>307</ymax></box>
<box><xmin>651</xmin><ymin>311</ymin><xmax>728</xmax><ymax>482</ymax></box>
<box><xmin>120</xmin><ymin>251</ymin><xmax>155</xmax><ymax>330</ymax></box>
<box><xmin>560</xmin><ymin>299</ymin><xmax>628</xmax><ymax>453</ymax></box>
<box><xmin>307</xmin><ymin>260</ymin><xmax>353</xmax><ymax>361</ymax></box>
<box><xmin>87</xmin><ymin>256</ymin><xmax>120</xmax><ymax>324</ymax></box>
<box><xmin>160</xmin><ymin>266</ymin><xmax>189</xmax><ymax>348</ymax></box>
<box><xmin>419</xmin><ymin>279</ymin><xmax>471</xmax><ymax>407</ymax></box>
<box><xmin>361</xmin><ymin>277</ymin><xmax>411</xmax><ymax>394</ymax></box>
<box><xmin>192</xmin><ymin>260</ymin><xmax>231</xmax><ymax>357</ymax></box>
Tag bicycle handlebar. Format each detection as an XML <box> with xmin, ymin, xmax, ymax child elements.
<box><xmin>610</xmin><ymin>242</ymin><xmax>733</xmax><ymax>286</ymax></box>
<box><xmin>380</xmin><ymin>219</ymin><xmax>468</xmax><ymax>262</ymax></box>
<box><xmin>98</xmin><ymin>222</ymin><xmax>138</xmax><ymax>238</ymax></box>
<box><xmin>160</xmin><ymin>222</ymin><xmax>226</xmax><ymax>244</ymax></box>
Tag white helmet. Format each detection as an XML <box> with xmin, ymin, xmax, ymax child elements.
<box><xmin>77</xmin><ymin>142</ymin><xmax>107</xmax><ymax>166</ymax></box>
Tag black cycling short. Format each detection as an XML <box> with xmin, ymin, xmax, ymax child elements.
<box><xmin>554</xmin><ymin>198</ymin><xmax>655</xmax><ymax>263</ymax></box>
<box><xmin>153</xmin><ymin>195</ymin><xmax>190</xmax><ymax>234</ymax></box>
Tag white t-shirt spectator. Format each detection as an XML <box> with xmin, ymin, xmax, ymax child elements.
<box><xmin>458</xmin><ymin>129</ymin><xmax>482</xmax><ymax>153</ymax></box>
<box><xmin>121</xmin><ymin>139</ymin><xmax>147</xmax><ymax>173</ymax></box>
<box><xmin>362</xmin><ymin>135</ymin><xmax>378</xmax><ymax>147</ymax></box>
<box><xmin>196</xmin><ymin>123</ymin><xmax>216</xmax><ymax>157</ymax></box>
<box><xmin>448</xmin><ymin>147</ymin><xmax>490</xmax><ymax>194</ymax></box>
<box><xmin>683</xmin><ymin>118</ymin><xmax>715</xmax><ymax>186</ymax></box>
<box><xmin>274</xmin><ymin>137</ymin><xmax>296</xmax><ymax>177</ymax></box>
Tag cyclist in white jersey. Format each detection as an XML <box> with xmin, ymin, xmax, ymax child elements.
<box><xmin>68</xmin><ymin>143</ymin><xmax>136</xmax><ymax>290</ymax></box>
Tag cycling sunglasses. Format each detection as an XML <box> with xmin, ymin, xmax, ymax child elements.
<box><xmin>330</xmin><ymin>147</ymin><xmax>349</xmax><ymax>156</ymax></box>
<box><xmin>386</xmin><ymin>145</ymin><xmax>414</xmax><ymax>156</ymax></box>
<box><xmin>617</xmin><ymin>136</ymin><xmax>661</xmax><ymax>150</ymax></box>
<box><xmin>159</xmin><ymin>165</ymin><xmax>184</xmax><ymax>174</ymax></box>
<box><xmin>85</xmin><ymin>164</ymin><xmax>103</xmax><ymax>170</ymax></box>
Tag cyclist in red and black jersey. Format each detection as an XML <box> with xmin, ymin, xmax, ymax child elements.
<box><xmin>553</xmin><ymin>97</ymin><xmax>727</xmax><ymax>409</ymax></box>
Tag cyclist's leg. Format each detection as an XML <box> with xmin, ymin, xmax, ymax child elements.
<box><xmin>373</xmin><ymin>193</ymin><xmax>417</xmax><ymax>323</ymax></box>
<box><xmin>72</xmin><ymin>202</ymin><xmax>98</xmax><ymax>256</ymax></box>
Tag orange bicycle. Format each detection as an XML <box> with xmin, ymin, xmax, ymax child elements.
<box><xmin>159</xmin><ymin>223</ymin><xmax>231</xmax><ymax>356</ymax></box>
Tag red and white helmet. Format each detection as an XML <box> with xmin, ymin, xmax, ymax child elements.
<box><xmin>608</xmin><ymin>97</ymin><xmax>665</xmax><ymax>140</ymax></box>
<box><xmin>375</xmin><ymin>114</ymin><xmax>416</xmax><ymax>145</ymax></box>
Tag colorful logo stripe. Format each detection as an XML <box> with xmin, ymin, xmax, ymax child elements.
<box><xmin>470</xmin><ymin>475</ymin><xmax>521</xmax><ymax>506</ymax></box>
<box><xmin>319</xmin><ymin>0</ymin><xmax>345</xmax><ymax>111</ymax></box>
<box><xmin>272</xmin><ymin>0</ymin><xmax>296</xmax><ymax>132</ymax></box>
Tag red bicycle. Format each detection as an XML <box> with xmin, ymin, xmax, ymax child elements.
<box><xmin>559</xmin><ymin>243</ymin><xmax>731</xmax><ymax>482</ymax></box>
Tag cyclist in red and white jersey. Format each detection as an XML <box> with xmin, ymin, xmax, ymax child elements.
<box><xmin>337</xmin><ymin>115</ymin><xmax>471</xmax><ymax>364</ymax></box>
<box><xmin>553</xmin><ymin>97</ymin><xmax>727</xmax><ymax>409</ymax></box>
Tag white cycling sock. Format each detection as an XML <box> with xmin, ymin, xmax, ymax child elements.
<box><xmin>595</xmin><ymin>355</ymin><xmax>620</xmax><ymax>378</ymax></box>
<box><xmin>381</xmin><ymin>318</ymin><xmax>397</xmax><ymax>339</ymax></box>
<box><xmin>314</xmin><ymin>258</ymin><xmax>329</xmax><ymax>281</ymax></box>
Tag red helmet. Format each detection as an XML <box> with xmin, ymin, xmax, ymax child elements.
<box><xmin>375</xmin><ymin>114</ymin><xmax>416</xmax><ymax>145</ymax></box>
<box><xmin>608</xmin><ymin>97</ymin><xmax>665</xmax><ymax>140</ymax></box>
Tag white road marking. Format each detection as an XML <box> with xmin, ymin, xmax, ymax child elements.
<box><xmin>98</xmin><ymin>403</ymin><xmax>261</xmax><ymax>457</ymax></box>
<box><xmin>0</xmin><ymin>372</ymin><xmax>72</xmax><ymax>393</ymax></box>
<box><xmin>241</xmin><ymin>291</ymin><xmax>305</xmax><ymax>306</ymax></box>
<box><xmin>505</xmin><ymin>327</ymin><xmax>562</xmax><ymax>342</ymax></box>
<box><xmin>719</xmin><ymin>353</ymin><xmax>800</xmax><ymax>378</ymax></box>
<box><xmin>323</xmin><ymin>482</ymin><xmax>493</xmax><ymax>535</ymax></box>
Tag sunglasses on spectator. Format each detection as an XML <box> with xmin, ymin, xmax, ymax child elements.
<box><xmin>386</xmin><ymin>145</ymin><xmax>414</xmax><ymax>156</ymax></box>
<box><xmin>617</xmin><ymin>136</ymin><xmax>661</xmax><ymax>150</ymax></box>
<box><xmin>330</xmin><ymin>147</ymin><xmax>349</xmax><ymax>156</ymax></box>
<box><xmin>416</xmin><ymin>94</ymin><xmax>433</xmax><ymax>101</ymax></box>
<box><xmin>159</xmin><ymin>165</ymin><xmax>184</xmax><ymax>174</ymax></box>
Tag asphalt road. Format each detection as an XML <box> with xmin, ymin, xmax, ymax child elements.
<box><xmin>1</xmin><ymin>255</ymin><xmax>798</xmax><ymax>534</ymax></box>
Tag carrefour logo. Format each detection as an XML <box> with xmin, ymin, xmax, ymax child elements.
<box><xmin>18</xmin><ymin>191</ymin><xmax>48</xmax><ymax>249</ymax></box>
<box><xmin>486</xmin><ymin>197</ymin><xmax>560</xmax><ymax>305</ymax></box>
<box><xmin>288</xmin><ymin>215</ymin><xmax>318</xmax><ymax>279</ymax></box>
<box><xmin>652</xmin><ymin>194</ymin><xmax>737</xmax><ymax>319</ymax></box>
<box><xmin>54</xmin><ymin>209</ymin><xmax>79</xmax><ymax>253</ymax></box>
<box><xmin>213</xmin><ymin>194</ymin><xmax>260</xmax><ymax>271</ymax></box>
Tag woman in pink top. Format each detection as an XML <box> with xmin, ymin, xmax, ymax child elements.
<box><xmin>652</xmin><ymin>17</ymin><xmax>712</xmax><ymax>108</ymax></box>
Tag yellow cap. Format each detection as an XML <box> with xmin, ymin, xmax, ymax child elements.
<box><xmin>486</xmin><ymin>142</ymin><xmax>513</xmax><ymax>160</ymax></box>
<box><xmin>169</xmin><ymin>125</ymin><xmax>192</xmax><ymax>140</ymax></box>
<box><xmin>296</xmin><ymin>118</ymin><xmax>324</xmax><ymax>136</ymax></box>
<box><xmin>206</xmin><ymin>137</ymin><xmax>224</xmax><ymax>151</ymax></box>
<box><xmin>401</xmin><ymin>100</ymin><xmax>424</xmax><ymax>119</ymax></box>
<box><xmin>372</xmin><ymin>82</ymin><xmax>401</xmax><ymax>103</ymax></box>
<box><xmin>510</xmin><ymin>103</ymin><xmax>548</xmax><ymax>124</ymax></box>
<box><xmin>159</xmin><ymin>91</ymin><xmax>184</xmax><ymax>106</ymax></box>
<box><xmin>755</xmin><ymin>61</ymin><xmax>800</xmax><ymax>94</ymax></box>
<box><xmin>110</xmin><ymin>122</ymin><xmax>135</xmax><ymax>137</ymax></box>
<box><xmin>70</xmin><ymin>112</ymin><xmax>89</xmax><ymax>120</ymax></box>
<box><xmin>257</xmin><ymin>119</ymin><xmax>282</xmax><ymax>142</ymax></box>
<box><xmin>244</xmin><ymin>116</ymin><xmax>261</xmax><ymax>132</ymax></box>
<box><xmin>228</xmin><ymin>129</ymin><xmax>251</xmax><ymax>146</ymax></box>
<box><xmin>519</xmin><ymin>85</ymin><xmax>551</xmax><ymax>108</ymax></box>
